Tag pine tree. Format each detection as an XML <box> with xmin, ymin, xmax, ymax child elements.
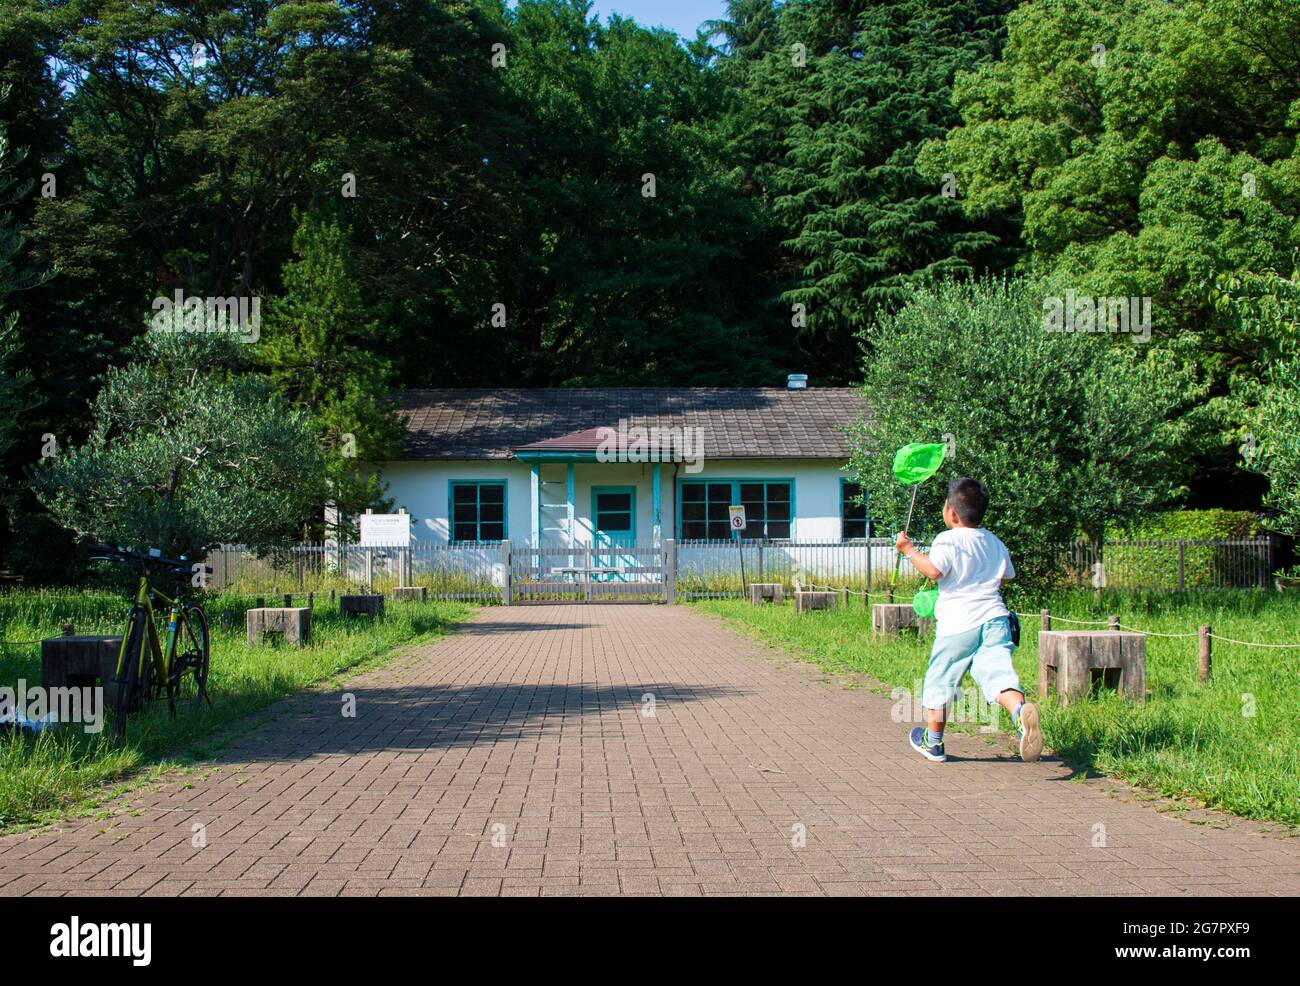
<box><xmin>752</xmin><ymin>0</ymin><xmax>1019</xmax><ymax>373</ymax></box>
<box><xmin>257</xmin><ymin>213</ymin><xmax>401</xmax><ymax>539</ymax></box>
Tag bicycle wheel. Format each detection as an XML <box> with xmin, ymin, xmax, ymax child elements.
<box><xmin>170</xmin><ymin>604</ymin><xmax>211</xmax><ymax>711</ymax></box>
<box><xmin>114</xmin><ymin>606</ymin><xmax>148</xmax><ymax>738</ymax></box>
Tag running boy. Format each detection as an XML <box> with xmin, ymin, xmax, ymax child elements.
<box><xmin>895</xmin><ymin>477</ymin><xmax>1042</xmax><ymax>763</ymax></box>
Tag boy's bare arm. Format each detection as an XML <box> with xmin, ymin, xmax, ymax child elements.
<box><xmin>895</xmin><ymin>532</ymin><xmax>943</xmax><ymax>581</ymax></box>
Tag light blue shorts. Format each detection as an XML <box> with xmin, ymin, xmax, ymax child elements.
<box><xmin>922</xmin><ymin>616</ymin><xmax>1022</xmax><ymax>710</ymax></box>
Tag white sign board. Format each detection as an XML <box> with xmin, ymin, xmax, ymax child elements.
<box><xmin>728</xmin><ymin>505</ymin><xmax>747</xmax><ymax>532</ymax></box>
<box><xmin>359</xmin><ymin>513</ymin><xmax>411</xmax><ymax>547</ymax></box>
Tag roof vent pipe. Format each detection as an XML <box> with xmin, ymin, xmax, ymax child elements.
<box><xmin>786</xmin><ymin>373</ymin><xmax>808</xmax><ymax>390</ymax></box>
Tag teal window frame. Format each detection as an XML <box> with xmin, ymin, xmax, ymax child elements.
<box><xmin>677</xmin><ymin>478</ymin><xmax>795</xmax><ymax>541</ymax></box>
<box><xmin>448</xmin><ymin>480</ymin><xmax>508</xmax><ymax>543</ymax></box>
<box><xmin>591</xmin><ymin>485</ymin><xmax>637</xmax><ymax>541</ymax></box>
<box><xmin>840</xmin><ymin>478</ymin><xmax>872</xmax><ymax>540</ymax></box>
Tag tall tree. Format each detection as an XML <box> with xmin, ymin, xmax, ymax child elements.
<box><xmin>257</xmin><ymin>211</ymin><xmax>400</xmax><ymax>538</ymax></box>
<box><xmin>848</xmin><ymin>276</ymin><xmax>1203</xmax><ymax>587</ymax></box>
<box><xmin>743</xmin><ymin>0</ymin><xmax>1020</xmax><ymax>377</ymax></box>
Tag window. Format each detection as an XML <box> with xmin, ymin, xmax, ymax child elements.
<box><xmin>738</xmin><ymin>481</ymin><xmax>791</xmax><ymax>539</ymax></box>
<box><xmin>450</xmin><ymin>482</ymin><xmax>506</xmax><ymax>542</ymax></box>
<box><xmin>679</xmin><ymin>480</ymin><xmax>793</xmax><ymax>540</ymax></box>
<box><xmin>841</xmin><ymin>480</ymin><xmax>871</xmax><ymax>540</ymax></box>
<box><xmin>593</xmin><ymin>488</ymin><xmax>635</xmax><ymax>537</ymax></box>
<box><xmin>680</xmin><ymin>482</ymin><xmax>732</xmax><ymax>540</ymax></box>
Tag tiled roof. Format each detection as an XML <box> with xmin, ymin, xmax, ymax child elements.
<box><xmin>398</xmin><ymin>388</ymin><xmax>866</xmax><ymax>460</ymax></box>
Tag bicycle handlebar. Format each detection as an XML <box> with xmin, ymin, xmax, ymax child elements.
<box><xmin>87</xmin><ymin>543</ymin><xmax>212</xmax><ymax>578</ymax></box>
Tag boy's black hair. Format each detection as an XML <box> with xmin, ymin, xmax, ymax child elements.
<box><xmin>946</xmin><ymin>477</ymin><xmax>989</xmax><ymax>526</ymax></box>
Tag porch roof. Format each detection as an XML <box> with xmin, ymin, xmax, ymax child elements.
<box><xmin>397</xmin><ymin>387</ymin><xmax>866</xmax><ymax>461</ymax></box>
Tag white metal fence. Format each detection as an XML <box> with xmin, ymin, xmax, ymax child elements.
<box><xmin>203</xmin><ymin>536</ymin><xmax>1276</xmax><ymax>603</ymax></box>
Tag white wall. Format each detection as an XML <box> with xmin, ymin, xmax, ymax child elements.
<box><xmin>379</xmin><ymin>457</ymin><xmax>853</xmax><ymax>545</ymax></box>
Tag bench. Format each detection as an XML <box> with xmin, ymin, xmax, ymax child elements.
<box><xmin>246</xmin><ymin>607</ymin><xmax>312</xmax><ymax>646</ymax></box>
<box><xmin>1038</xmin><ymin>630</ymin><xmax>1146</xmax><ymax>705</ymax></box>
<box><xmin>749</xmin><ymin>583</ymin><xmax>784</xmax><ymax>605</ymax></box>
<box><xmin>872</xmin><ymin>603</ymin><xmax>933</xmax><ymax>637</ymax></box>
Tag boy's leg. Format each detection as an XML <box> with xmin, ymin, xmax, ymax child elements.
<box><xmin>970</xmin><ymin>617</ymin><xmax>1042</xmax><ymax>762</ymax></box>
<box><xmin>911</xmin><ymin>626</ymin><xmax>980</xmax><ymax>762</ymax></box>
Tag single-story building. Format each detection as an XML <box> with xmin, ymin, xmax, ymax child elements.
<box><xmin>383</xmin><ymin>379</ymin><xmax>871</xmax><ymax>550</ymax></box>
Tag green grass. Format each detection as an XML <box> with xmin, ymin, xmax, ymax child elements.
<box><xmin>693</xmin><ymin>590</ymin><xmax>1300</xmax><ymax>827</ymax></box>
<box><xmin>0</xmin><ymin>588</ymin><xmax>474</xmax><ymax>833</ymax></box>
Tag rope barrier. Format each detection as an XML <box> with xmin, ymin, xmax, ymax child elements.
<box><xmin>1206</xmin><ymin>633</ymin><xmax>1300</xmax><ymax>649</ymax></box>
<box><xmin>1042</xmin><ymin>614</ymin><xmax>1111</xmax><ymax>626</ymax></box>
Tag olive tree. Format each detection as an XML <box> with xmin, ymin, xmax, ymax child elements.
<box><xmin>34</xmin><ymin>330</ymin><xmax>325</xmax><ymax>559</ymax></box>
<box><xmin>847</xmin><ymin>276</ymin><xmax>1203</xmax><ymax>589</ymax></box>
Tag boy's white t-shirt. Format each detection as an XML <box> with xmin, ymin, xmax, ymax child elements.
<box><xmin>926</xmin><ymin>527</ymin><xmax>1015</xmax><ymax>637</ymax></box>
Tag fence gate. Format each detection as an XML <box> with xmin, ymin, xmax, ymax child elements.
<box><xmin>510</xmin><ymin>542</ymin><xmax>667</xmax><ymax>603</ymax></box>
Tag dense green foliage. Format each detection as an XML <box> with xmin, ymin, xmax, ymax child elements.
<box><xmin>847</xmin><ymin>277</ymin><xmax>1201</xmax><ymax>586</ymax></box>
<box><xmin>33</xmin><ymin>332</ymin><xmax>324</xmax><ymax>558</ymax></box>
<box><xmin>0</xmin><ymin>0</ymin><xmax>1297</xmax><ymax>574</ymax></box>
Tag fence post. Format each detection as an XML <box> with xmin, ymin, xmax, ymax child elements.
<box><xmin>1199</xmin><ymin>625</ymin><xmax>1212</xmax><ymax>682</ymax></box>
<box><xmin>1041</xmin><ymin>609</ymin><xmax>1050</xmax><ymax>631</ymax></box>
<box><xmin>665</xmin><ymin>539</ymin><xmax>677</xmax><ymax>604</ymax></box>
<box><xmin>501</xmin><ymin>540</ymin><xmax>512</xmax><ymax>606</ymax></box>
<box><xmin>1108</xmin><ymin>614</ymin><xmax>1120</xmax><ymax>632</ymax></box>
<box><xmin>1178</xmin><ymin>540</ymin><xmax>1186</xmax><ymax>592</ymax></box>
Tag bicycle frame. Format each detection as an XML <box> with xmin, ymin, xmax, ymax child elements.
<box><xmin>115</xmin><ymin>574</ymin><xmax>184</xmax><ymax>689</ymax></box>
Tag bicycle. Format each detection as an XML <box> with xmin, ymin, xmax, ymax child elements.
<box><xmin>88</xmin><ymin>544</ymin><xmax>213</xmax><ymax>737</ymax></box>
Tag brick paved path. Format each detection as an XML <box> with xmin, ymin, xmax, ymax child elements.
<box><xmin>2</xmin><ymin>605</ymin><xmax>1297</xmax><ymax>896</ymax></box>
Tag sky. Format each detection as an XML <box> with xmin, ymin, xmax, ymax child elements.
<box><xmin>589</xmin><ymin>0</ymin><xmax>727</xmax><ymax>39</ymax></box>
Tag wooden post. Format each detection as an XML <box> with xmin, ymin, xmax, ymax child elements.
<box><xmin>307</xmin><ymin>591</ymin><xmax>314</xmax><ymax>609</ymax></box>
<box><xmin>885</xmin><ymin>587</ymin><xmax>894</xmax><ymax>604</ymax></box>
<box><xmin>1199</xmin><ymin>625</ymin><xmax>1212</xmax><ymax>682</ymax></box>
<box><xmin>840</xmin><ymin>587</ymin><xmax>849</xmax><ymax>608</ymax></box>
<box><xmin>329</xmin><ymin>589</ymin><xmax>336</xmax><ymax>605</ymax></box>
<box><xmin>62</xmin><ymin>623</ymin><xmax>75</xmax><ymax>636</ymax></box>
<box><xmin>255</xmin><ymin>596</ymin><xmax>265</xmax><ymax>610</ymax></box>
<box><xmin>1108</xmin><ymin>614</ymin><xmax>1120</xmax><ymax>632</ymax></box>
<box><xmin>1040</xmin><ymin>609</ymin><xmax>1050</xmax><ymax>631</ymax></box>
<box><xmin>284</xmin><ymin>593</ymin><xmax>291</xmax><ymax>609</ymax></box>
<box><xmin>501</xmin><ymin>540</ymin><xmax>512</xmax><ymax>605</ymax></box>
<box><xmin>664</xmin><ymin>539</ymin><xmax>677</xmax><ymax>605</ymax></box>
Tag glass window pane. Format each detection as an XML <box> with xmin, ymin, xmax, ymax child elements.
<box><xmin>452</xmin><ymin>484</ymin><xmax>476</xmax><ymax>504</ymax></box>
<box><xmin>707</xmin><ymin>500</ymin><xmax>728</xmax><ymax>520</ymax></box>
<box><xmin>766</xmin><ymin>483</ymin><xmax>790</xmax><ymax>502</ymax></box>
<box><xmin>843</xmin><ymin>519</ymin><xmax>867</xmax><ymax>539</ymax></box>
<box><xmin>707</xmin><ymin>483</ymin><xmax>731</xmax><ymax>500</ymax></box>
<box><xmin>739</xmin><ymin>483</ymin><xmax>763</xmax><ymax>502</ymax></box>
<box><xmin>681</xmin><ymin>484</ymin><xmax>704</xmax><ymax>502</ymax></box>
<box><xmin>480</xmin><ymin>503</ymin><xmax>503</xmax><ymax>522</ymax></box>
<box><xmin>597</xmin><ymin>512</ymin><xmax>631</xmax><ymax>533</ymax></box>
<box><xmin>682</xmin><ymin>521</ymin><xmax>706</xmax><ymax>539</ymax></box>
<box><xmin>480</xmin><ymin>522</ymin><xmax>504</xmax><ymax>541</ymax></box>
<box><xmin>599</xmin><ymin>492</ymin><xmax>631</xmax><ymax>511</ymax></box>
<box><xmin>479</xmin><ymin>484</ymin><xmax>504</xmax><ymax>504</ymax></box>
<box><xmin>453</xmin><ymin>522</ymin><xmax>478</xmax><ymax>542</ymax></box>
<box><xmin>767</xmin><ymin>501</ymin><xmax>789</xmax><ymax>521</ymax></box>
<box><xmin>767</xmin><ymin>521</ymin><xmax>791</xmax><ymax>539</ymax></box>
<box><xmin>708</xmin><ymin>521</ymin><xmax>731</xmax><ymax>539</ymax></box>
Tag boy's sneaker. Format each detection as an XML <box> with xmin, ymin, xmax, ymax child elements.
<box><xmin>1017</xmin><ymin>702</ymin><xmax>1043</xmax><ymax>762</ymax></box>
<box><xmin>909</xmin><ymin>726</ymin><xmax>946</xmax><ymax>763</ymax></box>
